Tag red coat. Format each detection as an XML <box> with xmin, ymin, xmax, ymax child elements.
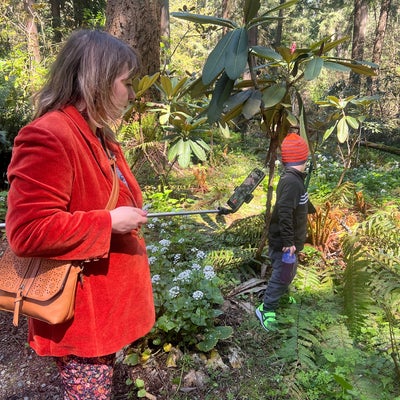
<box><xmin>6</xmin><ymin>106</ymin><xmax>155</xmax><ymax>357</ymax></box>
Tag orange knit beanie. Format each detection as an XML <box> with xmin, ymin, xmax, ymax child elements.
<box><xmin>281</xmin><ymin>133</ymin><xmax>309</xmax><ymax>166</ymax></box>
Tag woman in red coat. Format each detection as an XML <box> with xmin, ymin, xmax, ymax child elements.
<box><xmin>6</xmin><ymin>30</ymin><xmax>155</xmax><ymax>398</ymax></box>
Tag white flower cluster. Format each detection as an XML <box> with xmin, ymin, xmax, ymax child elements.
<box><xmin>146</xmin><ymin>244</ymin><xmax>159</xmax><ymax>253</ymax></box>
<box><xmin>196</xmin><ymin>250</ymin><xmax>206</xmax><ymax>259</ymax></box>
<box><xmin>203</xmin><ymin>265</ymin><xmax>215</xmax><ymax>280</ymax></box>
<box><xmin>192</xmin><ymin>290</ymin><xmax>204</xmax><ymax>300</ymax></box>
<box><xmin>151</xmin><ymin>274</ymin><xmax>161</xmax><ymax>284</ymax></box>
<box><xmin>173</xmin><ymin>269</ymin><xmax>192</xmax><ymax>283</ymax></box>
<box><xmin>159</xmin><ymin>239</ymin><xmax>171</xmax><ymax>247</ymax></box>
<box><xmin>148</xmin><ymin>256</ymin><xmax>157</xmax><ymax>265</ymax></box>
<box><xmin>191</xmin><ymin>263</ymin><xmax>201</xmax><ymax>271</ymax></box>
<box><xmin>169</xmin><ymin>286</ymin><xmax>180</xmax><ymax>298</ymax></box>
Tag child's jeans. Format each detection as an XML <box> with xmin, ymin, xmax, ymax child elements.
<box><xmin>262</xmin><ymin>248</ymin><xmax>297</xmax><ymax>311</ymax></box>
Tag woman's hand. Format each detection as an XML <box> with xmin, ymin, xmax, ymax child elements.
<box><xmin>110</xmin><ymin>206</ymin><xmax>148</xmax><ymax>234</ymax></box>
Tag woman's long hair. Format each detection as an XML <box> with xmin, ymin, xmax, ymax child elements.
<box><xmin>33</xmin><ymin>30</ymin><xmax>140</xmax><ymax>141</ymax></box>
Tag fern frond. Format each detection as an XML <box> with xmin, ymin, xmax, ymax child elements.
<box><xmin>219</xmin><ymin>213</ymin><xmax>265</xmax><ymax>247</ymax></box>
<box><xmin>206</xmin><ymin>246</ymin><xmax>257</xmax><ymax>269</ymax></box>
<box><xmin>294</xmin><ymin>264</ymin><xmax>321</xmax><ymax>292</ymax></box>
<box><xmin>326</xmin><ymin>181</ymin><xmax>357</xmax><ymax>208</ymax></box>
<box><xmin>277</xmin><ymin>308</ymin><xmax>320</xmax><ymax>370</ymax></box>
<box><xmin>342</xmin><ymin>236</ymin><xmax>372</xmax><ymax>335</ymax></box>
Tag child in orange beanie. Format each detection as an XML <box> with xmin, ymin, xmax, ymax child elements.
<box><xmin>256</xmin><ymin>131</ymin><xmax>312</xmax><ymax>331</ymax></box>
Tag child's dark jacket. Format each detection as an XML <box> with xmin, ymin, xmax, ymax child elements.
<box><xmin>268</xmin><ymin>167</ymin><xmax>311</xmax><ymax>252</ymax></box>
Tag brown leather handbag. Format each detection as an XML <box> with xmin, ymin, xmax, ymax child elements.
<box><xmin>0</xmin><ymin>152</ymin><xmax>120</xmax><ymax>327</ymax></box>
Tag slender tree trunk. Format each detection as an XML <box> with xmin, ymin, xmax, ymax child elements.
<box><xmin>274</xmin><ymin>0</ymin><xmax>285</xmax><ymax>47</ymax></box>
<box><xmin>160</xmin><ymin>0</ymin><xmax>170</xmax><ymax>72</ymax></box>
<box><xmin>49</xmin><ymin>0</ymin><xmax>62</xmax><ymax>42</ymax></box>
<box><xmin>23</xmin><ymin>0</ymin><xmax>41</xmax><ymax>65</ymax></box>
<box><xmin>221</xmin><ymin>0</ymin><xmax>233</xmax><ymax>34</ymax></box>
<box><xmin>350</xmin><ymin>0</ymin><xmax>368</xmax><ymax>89</ymax></box>
<box><xmin>366</xmin><ymin>0</ymin><xmax>392</xmax><ymax>94</ymax></box>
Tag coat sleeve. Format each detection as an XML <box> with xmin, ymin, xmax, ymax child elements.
<box><xmin>6</xmin><ymin>122</ymin><xmax>112</xmax><ymax>260</ymax></box>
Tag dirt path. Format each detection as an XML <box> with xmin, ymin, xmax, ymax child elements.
<box><xmin>0</xmin><ymin>313</ymin><xmax>63</xmax><ymax>400</ymax></box>
<box><xmin>0</xmin><ymin>312</ymin><xmax>133</xmax><ymax>400</ymax></box>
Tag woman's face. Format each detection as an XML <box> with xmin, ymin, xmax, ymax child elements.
<box><xmin>111</xmin><ymin>65</ymin><xmax>136</xmax><ymax>115</ymax></box>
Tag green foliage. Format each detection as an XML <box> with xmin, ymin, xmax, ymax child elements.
<box><xmin>0</xmin><ymin>191</ymin><xmax>7</xmax><ymax>222</ymax></box>
<box><xmin>144</xmin><ymin>216</ymin><xmax>232</xmax><ymax>352</ymax></box>
<box><xmin>342</xmin><ymin>237</ymin><xmax>372</xmax><ymax>335</ymax></box>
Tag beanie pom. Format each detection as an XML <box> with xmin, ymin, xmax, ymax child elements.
<box><xmin>281</xmin><ymin>133</ymin><xmax>309</xmax><ymax>165</ymax></box>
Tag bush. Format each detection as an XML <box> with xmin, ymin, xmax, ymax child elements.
<box><xmin>144</xmin><ymin>216</ymin><xmax>232</xmax><ymax>352</ymax></box>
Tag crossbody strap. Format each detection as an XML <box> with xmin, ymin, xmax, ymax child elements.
<box><xmin>104</xmin><ymin>150</ymin><xmax>119</xmax><ymax>210</ymax></box>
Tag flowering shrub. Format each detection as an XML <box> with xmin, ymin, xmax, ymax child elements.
<box><xmin>145</xmin><ymin>217</ymin><xmax>232</xmax><ymax>352</ymax></box>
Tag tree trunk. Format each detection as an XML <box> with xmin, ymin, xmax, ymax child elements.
<box><xmin>274</xmin><ymin>0</ymin><xmax>285</xmax><ymax>47</ymax></box>
<box><xmin>160</xmin><ymin>0</ymin><xmax>170</xmax><ymax>72</ymax></box>
<box><xmin>350</xmin><ymin>0</ymin><xmax>368</xmax><ymax>89</ymax></box>
<box><xmin>221</xmin><ymin>0</ymin><xmax>233</xmax><ymax>34</ymax></box>
<box><xmin>366</xmin><ymin>0</ymin><xmax>392</xmax><ymax>93</ymax></box>
<box><xmin>49</xmin><ymin>0</ymin><xmax>62</xmax><ymax>43</ymax></box>
<box><xmin>105</xmin><ymin>0</ymin><xmax>161</xmax><ymax>77</ymax></box>
<box><xmin>23</xmin><ymin>0</ymin><xmax>41</xmax><ymax>65</ymax></box>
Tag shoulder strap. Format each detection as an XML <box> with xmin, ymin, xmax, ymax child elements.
<box><xmin>105</xmin><ymin>152</ymin><xmax>120</xmax><ymax>210</ymax></box>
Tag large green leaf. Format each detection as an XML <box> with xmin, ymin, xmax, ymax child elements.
<box><xmin>224</xmin><ymin>28</ymin><xmax>249</xmax><ymax>80</ymax></box>
<box><xmin>167</xmin><ymin>138</ymin><xmax>184</xmax><ymax>162</ymax></box>
<box><xmin>262</xmin><ymin>84</ymin><xmax>286</xmax><ymax>108</ymax></box>
<box><xmin>133</xmin><ymin>73</ymin><xmax>160</xmax><ymax>97</ymax></box>
<box><xmin>322</xmin><ymin>123</ymin><xmax>337</xmax><ymax>142</ymax></box>
<box><xmin>171</xmin><ymin>12</ymin><xmax>237</xmax><ymax>29</ymax></box>
<box><xmin>258</xmin><ymin>0</ymin><xmax>298</xmax><ymax>16</ymax></box>
<box><xmin>276</xmin><ymin>46</ymin><xmax>295</xmax><ymax>63</ymax></box>
<box><xmin>251</xmin><ymin>45</ymin><xmax>282</xmax><ymax>61</ymax></box>
<box><xmin>223</xmin><ymin>90</ymin><xmax>252</xmax><ymax>112</ymax></box>
<box><xmin>244</xmin><ymin>0</ymin><xmax>260</xmax><ymax>23</ymax></box>
<box><xmin>159</xmin><ymin>75</ymin><xmax>173</xmax><ymax>97</ymax></box>
<box><xmin>335</xmin><ymin>61</ymin><xmax>376</xmax><ymax>76</ymax></box>
<box><xmin>304</xmin><ymin>57</ymin><xmax>323</xmax><ymax>81</ymax></box>
<box><xmin>178</xmin><ymin>140</ymin><xmax>191</xmax><ymax>168</ymax></box>
<box><xmin>345</xmin><ymin>115</ymin><xmax>359</xmax><ymax>129</ymax></box>
<box><xmin>202</xmin><ymin>31</ymin><xmax>234</xmax><ymax>85</ymax></box>
<box><xmin>296</xmin><ymin>91</ymin><xmax>309</xmax><ymax>140</ymax></box>
<box><xmin>317</xmin><ymin>36</ymin><xmax>350</xmax><ymax>53</ymax></box>
<box><xmin>242</xmin><ymin>90</ymin><xmax>262</xmax><ymax>119</ymax></box>
<box><xmin>189</xmin><ymin>140</ymin><xmax>207</xmax><ymax>161</ymax></box>
<box><xmin>207</xmin><ymin>73</ymin><xmax>235</xmax><ymax>123</ymax></box>
<box><xmin>247</xmin><ymin>15</ymin><xmax>283</xmax><ymax>30</ymax></box>
<box><xmin>337</xmin><ymin>117</ymin><xmax>349</xmax><ymax>143</ymax></box>
<box><xmin>323</xmin><ymin>61</ymin><xmax>351</xmax><ymax>72</ymax></box>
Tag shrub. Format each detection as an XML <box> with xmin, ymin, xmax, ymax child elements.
<box><xmin>145</xmin><ymin>216</ymin><xmax>232</xmax><ymax>352</ymax></box>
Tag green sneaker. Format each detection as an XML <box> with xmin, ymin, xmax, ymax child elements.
<box><xmin>255</xmin><ymin>303</ymin><xmax>276</xmax><ymax>331</ymax></box>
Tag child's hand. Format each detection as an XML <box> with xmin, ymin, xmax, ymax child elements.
<box><xmin>282</xmin><ymin>245</ymin><xmax>296</xmax><ymax>255</ymax></box>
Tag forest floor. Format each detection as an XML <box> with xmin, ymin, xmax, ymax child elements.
<box><xmin>0</xmin><ymin>300</ymin><xmax>257</xmax><ymax>400</ymax></box>
<box><xmin>0</xmin><ymin>311</ymin><xmax>140</xmax><ymax>399</ymax></box>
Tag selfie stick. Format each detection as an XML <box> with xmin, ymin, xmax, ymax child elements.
<box><xmin>147</xmin><ymin>168</ymin><xmax>266</xmax><ymax>218</ymax></box>
<box><xmin>0</xmin><ymin>168</ymin><xmax>266</xmax><ymax>226</ymax></box>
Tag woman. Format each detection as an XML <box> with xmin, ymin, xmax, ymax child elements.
<box><xmin>6</xmin><ymin>30</ymin><xmax>155</xmax><ymax>398</ymax></box>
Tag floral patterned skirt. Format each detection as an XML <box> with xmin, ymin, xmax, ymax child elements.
<box><xmin>55</xmin><ymin>354</ymin><xmax>115</xmax><ymax>399</ymax></box>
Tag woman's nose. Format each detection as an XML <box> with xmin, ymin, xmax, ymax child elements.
<box><xmin>128</xmin><ymin>87</ymin><xmax>136</xmax><ymax>102</ymax></box>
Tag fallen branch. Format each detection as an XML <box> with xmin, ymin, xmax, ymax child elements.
<box><xmin>359</xmin><ymin>141</ymin><xmax>400</xmax><ymax>156</ymax></box>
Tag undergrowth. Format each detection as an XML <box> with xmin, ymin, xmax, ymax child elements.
<box><xmin>126</xmin><ymin>144</ymin><xmax>400</xmax><ymax>399</ymax></box>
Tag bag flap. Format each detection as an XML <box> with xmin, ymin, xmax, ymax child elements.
<box><xmin>0</xmin><ymin>245</ymin><xmax>72</xmax><ymax>301</ymax></box>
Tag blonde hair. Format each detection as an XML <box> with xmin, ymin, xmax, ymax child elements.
<box><xmin>33</xmin><ymin>30</ymin><xmax>140</xmax><ymax>140</ymax></box>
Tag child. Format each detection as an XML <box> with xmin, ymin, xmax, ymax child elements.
<box><xmin>256</xmin><ymin>132</ymin><xmax>312</xmax><ymax>331</ymax></box>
